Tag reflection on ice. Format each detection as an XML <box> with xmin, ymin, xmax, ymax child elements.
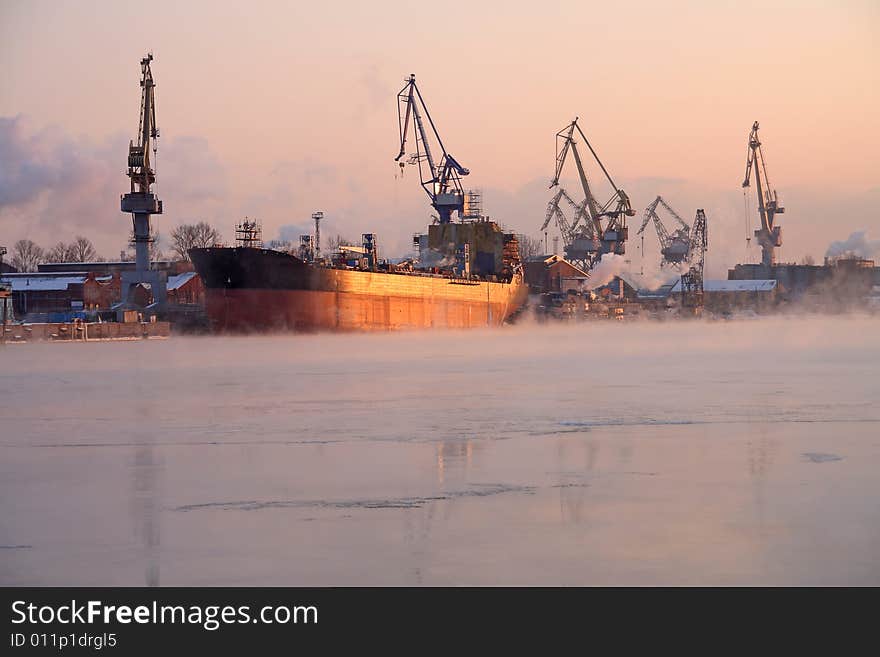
<box><xmin>0</xmin><ymin>315</ymin><xmax>878</xmax><ymax>585</ymax></box>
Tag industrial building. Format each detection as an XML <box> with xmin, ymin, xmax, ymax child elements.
<box><xmin>0</xmin><ymin>263</ymin><xmax>204</xmax><ymax>321</ymax></box>
<box><xmin>729</xmin><ymin>257</ymin><xmax>876</xmax><ymax>308</ymax></box>
<box><xmin>523</xmin><ymin>255</ymin><xmax>591</xmax><ymax>294</ymax></box>
<box><xmin>671</xmin><ymin>279</ymin><xmax>778</xmax><ymax>313</ymax></box>
<box><xmin>594</xmin><ymin>276</ymin><xmax>639</xmax><ymax>302</ymax></box>
<box><xmin>37</xmin><ymin>260</ymin><xmax>180</xmax><ymax>275</ymax></box>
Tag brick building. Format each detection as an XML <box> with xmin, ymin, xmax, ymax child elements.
<box><xmin>166</xmin><ymin>271</ymin><xmax>205</xmax><ymax>306</ymax></box>
<box><xmin>1</xmin><ymin>261</ymin><xmax>205</xmax><ymax>319</ymax></box>
<box><xmin>523</xmin><ymin>255</ymin><xmax>591</xmax><ymax>294</ymax></box>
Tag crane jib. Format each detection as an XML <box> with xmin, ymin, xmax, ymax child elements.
<box><xmin>394</xmin><ymin>74</ymin><xmax>468</xmax><ymax>223</ymax></box>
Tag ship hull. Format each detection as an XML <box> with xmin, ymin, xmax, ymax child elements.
<box><xmin>190</xmin><ymin>247</ymin><xmax>528</xmax><ymax>333</ymax></box>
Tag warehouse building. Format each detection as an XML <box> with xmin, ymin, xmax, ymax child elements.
<box><xmin>670</xmin><ymin>279</ymin><xmax>778</xmax><ymax>313</ymax></box>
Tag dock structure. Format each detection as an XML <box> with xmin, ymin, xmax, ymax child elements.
<box><xmin>1</xmin><ymin>318</ymin><xmax>170</xmax><ymax>343</ymax></box>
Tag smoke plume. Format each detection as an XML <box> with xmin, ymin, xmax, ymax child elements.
<box><xmin>825</xmin><ymin>231</ymin><xmax>880</xmax><ymax>260</ymax></box>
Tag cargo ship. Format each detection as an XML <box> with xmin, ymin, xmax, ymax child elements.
<box><xmin>189</xmin><ymin>218</ymin><xmax>528</xmax><ymax>333</ymax></box>
<box><xmin>188</xmin><ymin>74</ymin><xmax>533</xmax><ymax>333</ymax></box>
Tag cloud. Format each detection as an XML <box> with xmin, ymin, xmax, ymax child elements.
<box><xmin>0</xmin><ymin>115</ymin><xmax>119</xmax><ymax>211</ymax></box>
<box><xmin>0</xmin><ymin>116</ymin><xmax>64</xmax><ymax>206</ymax></box>
<box><xmin>0</xmin><ymin>115</ymin><xmax>228</xmax><ymax>257</ymax></box>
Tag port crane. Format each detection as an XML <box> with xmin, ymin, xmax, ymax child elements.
<box><xmin>540</xmin><ymin>188</ymin><xmax>596</xmax><ymax>255</ymax></box>
<box><xmin>546</xmin><ymin>117</ymin><xmax>634</xmax><ymax>270</ymax></box>
<box><xmin>742</xmin><ymin>121</ymin><xmax>784</xmax><ymax>268</ymax></box>
<box><xmin>395</xmin><ymin>74</ymin><xmax>469</xmax><ymax>224</ymax></box>
<box><xmin>119</xmin><ymin>53</ymin><xmax>166</xmax><ymax>307</ymax></box>
<box><xmin>680</xmin><ymin>209</ymin><xmax>708</xmax><ymax>312</ymax></box>
<box><xmin>637</xmin><ymin>196</ymin><xmax>692</xmax><ymax>267</ymax></box>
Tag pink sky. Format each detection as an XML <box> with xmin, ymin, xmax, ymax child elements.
<box><xmin>1</xmin><ymin>0</ymin><xmax>878</xmax><ymax>276</ymax></box>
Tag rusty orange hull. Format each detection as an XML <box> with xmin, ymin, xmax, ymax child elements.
<box><xmin>191</xmin><ymin>247</ymin><xmax>527</xmax><ymax>333</ymax></box>
<box><xmin>205</xmin><ymin>284</ymin><xmax>527</xmax><ymax>332</ymax></box>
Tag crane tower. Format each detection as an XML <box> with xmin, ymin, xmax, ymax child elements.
<box><xmin>742</xmin><ymin>121</ymin><xmax>784</xmax><ymax>269</ymax></box>
<box><xmin>120</xmin><ymin>53</ymin><xmax>166</xmax><ymax>309</ymax></box>
<box><xmin>680</xmin><ymin>209</ymin><xmax>708</xmax><ymax>313</ymax></box>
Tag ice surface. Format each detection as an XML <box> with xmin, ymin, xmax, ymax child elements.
<box><xmin>1</xmin><ymin>316</ymin><xmax>878</xmax><ymax>585</ymax></box>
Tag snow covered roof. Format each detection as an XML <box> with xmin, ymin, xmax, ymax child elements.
<box><xmin>167</xmin><ymin>271</ymin><xmax>198</xmax><ymax>290</ymax></box>
<box><xmin>669</xmin><ymin>279</ymin><xmax>777</xmax><ymax>293</ymax></box>
<box><xmin>525</xmin><ymin>254</ymin><xmax>558</xmax><ymax>263</ymax></box>
<box><xmin>0</xmin><ymin>274</ymin><xmax>87</xmax><ymax>291</ymax></box>
<box><xmin>525</xmin><ymin>255</ymin><xmax>592</xmax><ymax>277</ymax></box>
<box><xmin>637</xmin><ymin>283</ymin><xmax>677</xmax><ymax>299</ymax></box>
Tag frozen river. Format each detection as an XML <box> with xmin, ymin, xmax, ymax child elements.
<box><xmin>1</xmin><ymin>316</ymin><xmax>878</xmax><ymax>585</ymax></box>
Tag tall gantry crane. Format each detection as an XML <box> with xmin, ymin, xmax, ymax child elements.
<box><xmin>120</xmin><ymin>54</ymin><xmax>166</xmax><ymax>307</ymax></box>
<box><xmin>742</xmin><ymin>121</ymin><xmax>784</xmax><ymax>268</ymax></box>
<box><xmin>637</xmin><ymin>196</ymin><xmax>692</xmax><ymax>267</ymax></box>
<box><xmin>680</xmin><ymin>209</ymin><xmax>708</xmax><ymax>312</ymax></box>
<box><xmin>395</xmin><ymin>74</ymin><xmax>469</xmax><ymax>224</ymax></box>
<box><xmin>547</xmin><ymin>117</ymin><xmax>634</xmax><ymax>270</ymax></box>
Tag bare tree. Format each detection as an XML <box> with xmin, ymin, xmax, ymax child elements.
<box><xmin>122</xmin><ymin>230</ymin><xmax>164</xmax><ymax>263</ymax></box>
<box><xmin>70</xmin><ymin>236</ymin><xmax>98</xmax><ymax>262</ymax></box>
<box><xmin>43</xmin><ymin>236</ymin><xmax>99</xmax><ymax>263</ymax></box>
<box><xmin>148</xmin><ymin>232</ymin><xmax>164</xmax><ymax>262</ymax></box>
<box><xmin>11</xmin><ymin>239</ymin><xmax>45</xmax><ymax>272</ymax></box>
<box><xmin>517</xmin><ymin>234</ymin><xmax>544</xmax><ymax>261</ymax></box>
<box><xmin>327</xmin><ymin>234</ymin><xmax>356</xmax><ymax>252</ymax></box>
<box><xmin>170</xmin><ymin>221</ymin><xmax>222</xmax><ymax>261</ymax></box>
<box><xmin>47</xmin><ymin>241</ymin><xmax>76</xmax><ymax>262</ymax></box>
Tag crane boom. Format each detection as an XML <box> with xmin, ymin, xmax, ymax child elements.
<box><xmin>637</xmin><ymin>196</ymin><xmax>694</xmax><ymax>267</ymax></box>
<box><xmin>656</xmin><ymin>197</ymin><xmax>689</xmax><ymax>231</ymax></box>
<box><xmin>395</xmin><ymin>74</ymin><xmax>469</xmax><ymax>223</ymax></box>
<box><xmin>638</xmin><ymin>197</ymin><xmax>662</xmax><ymax>235</ymax></box>
<box><xmin>396</xmin><ymin>79</ymin><xmax>437</xmax><ymax>179</ymax></box>
<box><xmin>127</xmin><ymin>54</ymin><xmax>159</xmax><ymax>193</ymax></box>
